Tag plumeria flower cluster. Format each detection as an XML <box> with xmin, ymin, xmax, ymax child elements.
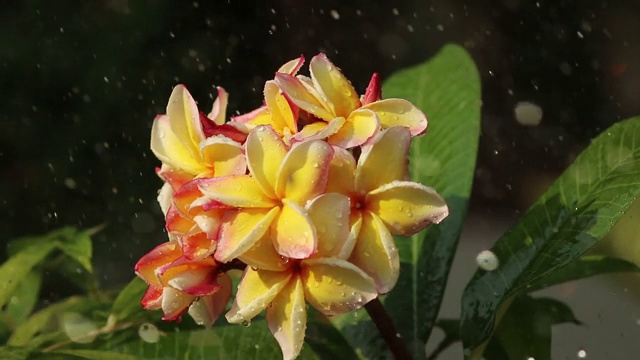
<box><xmin>135</xmin><ymin>54</ymin><xmax>449</xmax><ymax>360</ymax></box>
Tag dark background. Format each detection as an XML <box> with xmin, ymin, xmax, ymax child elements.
<box><xmin>1</xmin><ymin>0</ymin><xmax>639</xmax><ymax>294</ymax></box>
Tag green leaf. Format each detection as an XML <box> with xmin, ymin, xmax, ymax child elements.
<box><xmin>461</xmin><ymin>117</ymin><xmax>640</xmax><ymax>357</ymax></box>
<box><xmin>0</xmin><ymin>238</ymin><xmax>57</xmax><ymax>309</ymax></box>
<box><xmin>57</xmin><ymin>229</ymin><xmax>94</xmax><ymax>274</ymax></box>
<box><xmin>5</xmin><ymin>270</ymin><xmax>42</xmax><ymax>325</ymax></box>
<box><xmin>8</xmin><ymin>296</ymin><xmax>103</xmax><ymax>346</ymax></box>
<box><xmin>527</xmin><ymin>255</ymin><xmax>640</xmax><ymax>292</ymax></box>
<box><xmin>485</xmin><ymin>296</ymin><xmax>580</xmax><ymax>360</ymax></box>
<box><xmin>381</xmin><ymin>44</ymin><xmax>481</xmax><ymax>357</ymax></box>
<box><xmin>110</xmin><ymin>277</ymin><xmax>148</xmax><ymax>322</ymax></box>
<box><xmin>108</xmin><ymin>320</ymin><xmax>321</xmax><ymax>359</ymax></box>
<box><xmin>49</xmin><ymin>349</ymin><xmax>137</xmax><ymax>360</ymax></box>
<box><xmin>0</xmin><ymin>346</ymin><xmax>30</xmax><ymax>360</ymax></box>
<box><xmin>305</xmin><ymin>309</ymin><xmax>360</xmax><ymax>359</ymax></box>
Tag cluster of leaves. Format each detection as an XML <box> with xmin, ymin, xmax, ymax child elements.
<box><xmin>2</xmin><ymin>44</ymin><xmax>640</xmax><ymax>359</ymax></box>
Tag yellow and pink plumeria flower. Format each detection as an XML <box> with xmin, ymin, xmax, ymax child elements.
<box><xmin>136</xmin><ymin>53</ymin><xmax>449</xmax><ymax>360</ymax></box>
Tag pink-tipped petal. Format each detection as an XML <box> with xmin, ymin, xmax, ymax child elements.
<box><xmin>166</xmin><ymin>205</ymin><xmax>197</xmax><ymax>235</ymax></box>
<box><xmin>207</xmin><ymin>87</ymin><xmax>229</xmax><ymax>125</ymax></box>
<box><xmin>275</xmin><ymin>140</ymin><xmax>333</xmax><ymax>203</ymax></box>
<box><xmin>361</xmin><ymin>98</ymin><xmax>428</xmax><ymax>136</ymax></box>
<box><xmin>199</xmin><ymin>136</ymin><xmax>246</xmax><ymax>176</ymax></box>
<box><xmin>309</xmin><ymin>53</ymin><xmax>361</xmax><ymax>117</ymax></box>
<box><xmin>277</xmin><ymin>55</ymin><xmax>305</xmax><ymax>75</ymax></box>
<box><xmin>226</xmin><ymin>267</ymin><xmax>292</xmax><ymax>324</ymax></box>
<box><xmin>166</xmin><ymin>85</ymin><xmax>204</xmax><ymax>156</ymax></box>
<box><xmin>266</xmin><ymin>275</ymin><xmax>307</xmax><ymax>360</ymax></box>
<box><xmin>150</xmin><ymin>115</ymin><xmax>204</xmax><ymax>175</ymax></box>
<box><xmin>141</xmin><ymin>285</ymin><xmax>163</xmax><ymax>310</ymax></box>
<box><xmin>215</xmin><ymin>207</ymin><xmax>279</xmax><ymax>262</ymax></box>
<box><xmin>188</xmin><ymin>273</ymin><xmax>232</xmax><ymax>327</ymax></box>
<box><xmin>271</xmin><ymin>200</ymin><xmax>316</xmax><ymax>259</ymax></box>
<box><xmin>192</xmin><ymin>210</ymin><xmax>224</xmax><ymax>238</ymax></box>
<box><xmin>161</xmin><ymin>286</ymin><xmax>195</xmax><ymax>321</ymax></box>
<box><xmin>366</xmin><ymin>180</ymin><xmax>449</xmax><ymax>236</ymax></box>
<box><xmin>342</xmin><ymin>211</ymin><xmax>363</xmax><ymax>260</ymax></box>
<box><xmin>348</xmin><ymin>212</ymin><xmax>399</xmax><ymax>294</ymax></box>
<box><xmin>135</xmin><ymin>242</ymin><xmax>182</xmax><ymax>287</ymax></box>
<box><xmin>246</xmin><ymin>125</ymin><xmax>288</xmax><ymax>199</ymax></box>
<box><xmin>204</xmin><ymin>122</ymin><xmax>248</xmax><ymax>143</ymax></box>
<box><xmin>301</xmin><ymin>257</ymin><xmax>377</xmax><ymax>315</ymax></box>
<box><xmin>157</xmin><ymin>164</ymin><xmax>194</xmax><ymax>192</ymax></box>
<box><xmin>180</xmin><ymin>232</ymin><xmax>217</xmax><ymax>260</ymax></box>
<box><xmin>328</xmin><ymin>108</ymin><xmax>379</xmax><ymax>148</ymax></box>
<box><xmin>275</xmin><ymin>73</ymin><xmax>335</xmax><ymax>121</ymax></box>
<box><xmin>198</xmin><ymin>175</ymin><xmax>276</xmax><ymax>208</ymax></box>
<box><xmin>307</xmin><ymin>193</ymin><xmax>351</xmax><ymax>258</ymax></box>
<box><xmin>362</xmin><ymin>73</ymin><xmax>381</xmax><ymax>105</ymax></box>
<box><xmin>355</xmin><ymin>126</ymin><xmax>411</xmax><ymax>194</ymax></box>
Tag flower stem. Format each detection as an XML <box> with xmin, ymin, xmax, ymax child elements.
<box><xmin>365</xmin><ymin>297</ymin><xmax>411</xmax><ymax>360</ymax></box>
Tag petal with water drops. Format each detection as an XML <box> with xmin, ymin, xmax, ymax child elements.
<box><xmin>226</xmin><ymin>267</ymin><xmax>292</xmax><ymax>324</ymax></box>
<box><xmin>366</xmin><ymin>180</ymin><xmax>449</xmax><ymax>236</ymax></box>
<box><xmin>301</xmin><ymin>257</ymin><xmax>377</xmax><ymax>316</ymax></box>
<box><xmin>266</xmin><ymin>275</ymin><xmax>307</xmax><ymax>360</ymax></box>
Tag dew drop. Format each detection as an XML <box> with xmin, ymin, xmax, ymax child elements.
<box><xmin>241</xmin><ymin>320</ymin><xmax>252</xmax><ymax>327</ymax></box>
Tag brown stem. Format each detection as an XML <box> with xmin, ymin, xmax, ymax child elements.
<box><xmin>365</xmin><ymin>297</ymin><xmax>412</xmax><ymax>360</ymax></box>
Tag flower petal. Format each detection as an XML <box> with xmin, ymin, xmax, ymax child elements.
<box><xmin>166</xmin><ymin>205</ymin><xmax>197</xmax><ymax>235</ymax></box>
<box><xmin>348</xmin><ymin>212</ymin><xmax>399</xmax><ymax>294</ymax></box>
<box><xmin>265</xmin><ymin>80</ymin><xmax>297</xmax><ymax>133</ymax></box>
<box><xmin>307</xmin><ymin>193</ymin><xmax>351</xmax><ymax>258</ymax></box>
<box><xmin>328</xmin><ymin>108</ymin><xmax>379</xmax><ymax>148</ymax></box>
<box><xmin>309</xmin><ymin>53</ymin><xmax>361</xmax><ymax>117</ymax></box>
<box><xmin>192</xmin><ymin>210</ymin><xmax>224</xmax><ymax>239</ymax></box>
<box><xmin>361</xmin><ymin>98</ymin><xmax>428</xmax><ymax>136</ymax></box>
<box><xmin>161</xmin><ymin>286</ymin><xmax>195</xmax><ymax>321</ymax></box>
<box><xmin>188</xmin><ymin>273</ymin><xmax>232</xmax><ymax>327</ymax></box>
<box><xmin>180</xmin><ymin>232</ymin><xmax>217</xmax><ymax>260</ymax></box>
<box><xmin>231</xmin><ymin>105</ymin><xmax>268</xmax><ymax>124</ymax></box>
<box><xmin>342</xmin><ymin>211</ymin><xmax>363</xmax><ymax>260</ymax></box>
<box><xmin>361</xmin><ymin>73</ymin><xmax>381</xmax><ymax>105</ymax></box>
<box><xmin>275</xmin><ymin>140</ymin><xmax>333</xmax><ymax>203</ymax></box>
<box><xmin>207</xmin><ymin>86</ymin><xmax>228</xmax><ymax>125</ymax></box>
<box><xmin>355</xmin><ymin>126</ymin><xmax>411</xmax><ymax>194</ymax></box>
<box><xmin>157</xmin><ymin>164</ymin><xmax>193</xmax><ymax>192</ymax></box>
<box><xmin>141</xmin><ymin>285</ymin><xmax>163</xmax><ymax>310</ymax></box>
<box><xmin>326</xmin><ymin>146</ymin><xmax>356</xmax><ymax>195</ymax></box>
<box><xmin>167</xmin><ymin>85</ymin><xmax>205</xmax><ymax>153</ymax></box>
<box><xmin>275</xmin><ymin>72</ymin><xmax>335</xmax><ymax>121</ymax></box>
<box><xmin>271</xmin><ymin>200</ymin><xmax>316</xmax><ymax>259</ymax></box>
<box><xmin>215</xmin><ymin>207</ymin><xmax>279</xmax><ymax>262</ymax></box>
<box><xmin>198</xmin><ymin>175</ymin><xmax>276</xmax><ymax>208</ymax></box>
<box><xmin>291</xmin><ymin>117</ymin><xmax>345</xmax><ymax>144</ymax></box>
<box><xmin>150</xmin><ymin>115</ymin><xmax>204</xmax><ymax>175</ymax></box>
<box><xmin>266</xmin><ymin>275</ymin><xmax>307</xmax><ymax>360</ymax></box>
<box><xmin>365</xmin><ymin>180</ymin><xmax>449</xmax><ymax>236</ymax></box>
<box><xmin>157</xmin><ymin>181</ymin><xmax>174</xmax><ymax>216</ymax></box>
<box><xmin>238</xmin><ymin>232</ymin><xmax>291</xmax><ymax>271</ymax></box>
<box><xmin>200</xmin><ymin>136</ymin><xmax>246</xmax><ymax>176</ymax></box>
<box><xmin>135</xmin><ymin>242</ymin><xmax>182</xmax><ymax>287</ymax></box>
<box><xmin>301</xmin><ymin>257</ymin><xmax>377</xmax><ymax>315</ymax></box>
<box><xmin>246</xmin><ymin>125</ymin><xmax>288</xmax><ymax>199</ymax></box>
<box><xmin>159</xmin><ymin>257</ymin><xmax>218</xmax><ymax>296</ymax></box>
<box><xmin>226</xmin><ymin>267</ymin><xmax>292</xmax><ymax>324</ymax></box>
<box><xmin>277</xmin><ymin>55</ymin><xmax>305</xmax><ymax>75</ymax></box>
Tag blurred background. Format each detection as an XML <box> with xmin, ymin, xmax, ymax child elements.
<box><xmin>2</xmin><ymin>0</ymin><xmax>640</xmax><ymax>358</ymax></box>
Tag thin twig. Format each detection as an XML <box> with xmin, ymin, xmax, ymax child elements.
<box><xmin>364</xmin><ymin>297</ymin><xmax>412</xmax><ymax>360</ymax></box>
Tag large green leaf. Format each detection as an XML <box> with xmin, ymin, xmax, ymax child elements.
<box><xmin>5</xmin><ymin>270</ymin><xmax>42</xmax><ymax>325</ymax></box>
<box><xmin>381</xmin><ymin>44</ymin><xmax>481</xmax><ymax>357</ymax></box>
<box><xmin>484</xmin><ymin>296</ymin><xmax>580</xmax><ymax>360</ymax></box>
<box><xmin>49</xmin><ymin>349</ymin><xmax>137</xmax><ymax>360</ymax></box>
<box><xmin>0</xmin><ymin>238</ymin><xmax>57</xmax><ymax>308</ymax></box>
<box><xmin>461</xmin><ymin>117</ymin><xmax>640</xmax><ymax>357</ymax></box>
<box><xmin>527</xmin><ymin>255</ymin><xmax>640</xmax><ymax>293</ymax></box>
<box><xmin>0</xmin><ymin>346</ymin><xmax>30</xmax><ymax>360</ymax></box>
<box><xmin>107</xmin><ymin>321</ymin><xmax>321</xmax><ymax>360</ymax></box>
